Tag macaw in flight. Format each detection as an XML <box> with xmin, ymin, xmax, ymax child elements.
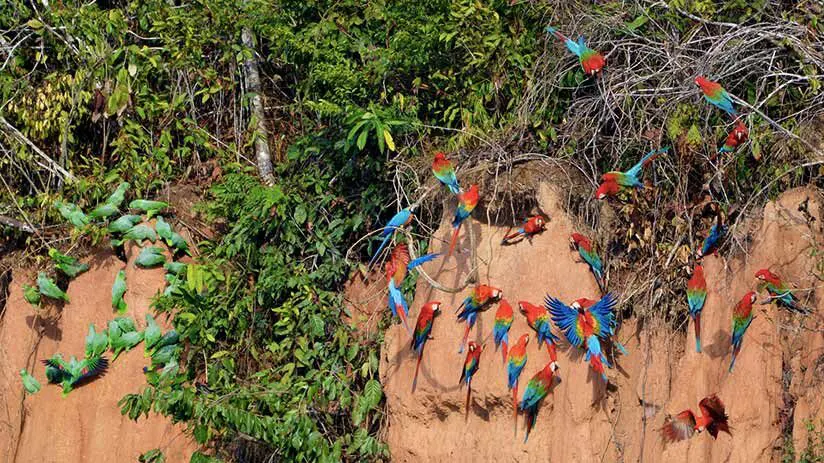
<box><xmin>385</xmin><ymin>243</ymin><xmax>441</xmax><ymax>332</ymax></box>
<box><xmin>493</xmin><ymin>299</ymin><xmax>514</xmax><ymax>363</ymax></box>
<box><xmin>570</xmin><ymin>233</ymin><xmax>606</xmax><ymax>293</ymax></box>
<box><xmin>412</xmin><ymin>301</ymin><xmax>441</xmax><ymax>392</ymax></box>
<box><xmin>755</xmin><ymin>269</ymin><xmax>811</xmax><ymax>314</ymax></box>
<box><xmin>660</xmin><ymin>394</ymin><xmax>731</xmax><ymax>443</ymax></box>
<box><xmin>448</xmin><ymin>184</ymin><xmax>480</xmax><ymax>258</ymax></box>
<box><xmin>545</xmin><ymin>26</ymin><xmax>605</xmax><ymax>76</ymax></box>
<box><xmin>456</xmin><ymin>284</ymin><xmax>502</xmax><ymax>353</ymax></box>
<box><xmin>519</xmin><ymin>362</ymin><xmax>560</xmax><ymax>443</ymax></box>
<box><xmin>687</xmin><ymin>264</ymin><xmax>707</xmax><ymax>353</ymax></box>
<box><xmin>695</xmin><ymin>76</ymin><xmax>737</xmax><ymax>117</ymax></box>
<box><xmin>501</xmin><ymin>215</ymin><xmax>547</xmax><ymax>245</ymax></box>
<box><xmin>546</xmin><ymin>293</ymin><xmax>619</xmax><ymax>383</ymax></box>
<box><xmin>368</xmin><ymin>208</ymin><xmax>414</xmax><ymax>269</ymax></box>
<box><xmin>518</xmin><ymin>300</ymin><xmax>559</xmax><ymax>363</ymax></box>
<box><xmin>460</xmin><ymin>341</ymin><xmax>485</xmax><ymax>420</ymax></box>
<box><xmin>432</xmin><ymin>151</ymin><xmax>461</xmax><ymax>194</ymax></box>
<box><xmin>595</xmin><ymin>148</ymin><xmax>667</xmax><ymax>200</ymax></box>
<box><xmin>729</xmin><ymin>291</ymin><xmax>757</xmax><ymax>373</ymax></box>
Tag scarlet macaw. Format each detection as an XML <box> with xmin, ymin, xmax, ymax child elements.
<box><xmin>519</xmin><ymin>362</ymin><xmax>559</xmax><ymax>443</ymax></box>
<box><xmin>501</xmin><ymin>215</ymin><xmax>547</xmax><ymax>245</ymax></box>
<box><xmin>448</xmin><ymin>184</ymin><xmax>480</xmax><ymax>257</ymax></box>
<box><xmin>385</xmin><ymin>244</ymin><xmax>441</xmax><ymax>333</ymax></box>
<box><xmin>717</xmin><ymin>120</ymin><xmax>749</xmax><ymax>157</ymax></box>
<box><xmin>660</xmin><ymin>394</ymin><xmax>731</xmax><ymax>443</ymax></box>
<box><xmin>507</xmin><ymin>334</ymin><xmax>529</xmax><ymax>425</ymax></box>
<box><xmin>695</xmin><ymin>76</ymin><xmax>737</xmax><ymax>117</ymax></box>
<box><xmin>729</xmin><ymin>291</ymin><xmax>757</xmax><ymax>373</ymax></box>
<box><xmin>596</xmin><ymin>148</ymin><xmax>667</xmax><ymax>200</ymax></box>
<box><xmin>687</xmin><ymin>264</ymin><xmax>708</xmax><ymax>353</ymax></box>
<box><xmin>432</xmin><ymin>151</ymin><xmax>461</xmax><ymax>194</ymax></box>
<box><xmin>412</xmin><ymin>301</ymin><xmax>441</xmax><ymax>392</ymax></box>
<box><xmin>460</xmin><ymin>341</ymin><xmax>484</xmax><ymax>420</ymax></box>
<box><xmin>456</xmin><ymin>284</ymin><xmax>502</xmax><ymax>353</ymax></box>
<box><xmin>493</xmin><ymin>299</ymin><xmax>514</xmax><ymax>363</ymax></box>
<box><xmin>368</xmin><ymin>208</ymin><xmax>414</xmax><ymax>269</ymax></box>
<box><xmin>570</xmin><ymin>233</ymin><xmax>606</xmax><ymax>293</ymax></box>
<box><xmin>755</xmin><ymin>269</ymin><xmax>810</xmax><ymax>314</ymax></box>
<box><xmin>546</xmin><ymin>293</ymin><xmax>619</xmax><ymax>382</ymax></box>
<box><xmin>518</xmin><ymin>301</ymin><xmax>559</xmax><ymax>363</ymax></box>
<box><xmin>545</xmin><ymin>26</ymin><xmax>605</xmax><ymax>76</ymax></box>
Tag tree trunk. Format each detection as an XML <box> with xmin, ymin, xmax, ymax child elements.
<box><xmin>241</xmin><ymin>27</ymin><xmax>275</xmax><ymax>187</ymax></box>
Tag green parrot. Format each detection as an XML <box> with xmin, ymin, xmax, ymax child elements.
<box><xmin>129</xmin><ymin>199</ymin><xmax>168</xmax><ymax>219</ymax></box>
<box><xmin>48</xmin><ymin>248</ymin><xmax>90</xmax><ymax>278</ymax></box>
<box><xmin>23</xmin><ymin>284</ymin><xmax>40</xmax><ymax>306</ymax></box>
<box><xmin>163</xmin><ymin>273</ymin><xmax>183</xmax><ymax>297</ymax></box>
<box><xmin>145</xmin><ymin>359</ymin><xmax>179</xmax><ymax>387</ymax></box>
<box><xmin>108</xmin><ymin>319</ymin><xmax>144</xmax><ymax>361</ymax></box>
<box><xmin>89</xmin><ymin>202</ymin><xmax>119</xmax><ymax>219</ymax></box>
<box><xmin>169</xmin><ymin>233</ymin><xmax>190</xmax><ymax>256</ymax></box>
<box><xmin>105</xmin><ymin>182</ymin><xmax>130</xmax><ymax>207</ymax></box>
<box><xmin>152</xmin><ymin>330</ymin><xmax>179</xmax><ymax>352</ymax></box>
<box><xmin>163</xmin><ymin>262</ymin><xmax>186</xmax><ymax>276</ymax></box>
<box><xmin>136</xmin><ymin>246</ymin><xmax>166</xmax><ymax>268</ymax></box>
<box><xmin>144</xmin><ymin>314</ymin><xmax>162</xmax><ymax>355</ymax></box>
<box><xmin>123</xmin><ymin>224</ymin><xmax>157</xmax><ymax>243</ymax></box>
<box><xmin>114</xmin><ymin>316</ymin><xmax>138</xmax><ymax>333</ymax></box>
<box><xmin>150</xmin><ymin>344</ymin><xmax>179</xmax><ymax>369</ymax></box>
<box><xmin>155</xmin><ymin>216</ymin><xmax>174</xmax><ymax>244</ymax></box>
<box><xmin>54</xmin><ymin>201</ymin><xmax>89</xmax><ymax>228</ymax></box>
<box><xmin>85</xmin><ymin>324</ymin><xmax>109</xmax><ymax>358</ymax></box>
<box><xmin>112</xmin><ymin>270</ymin><xmax>128</xmax><ymax>314</ymax></box>
<box><xmin>37</xmin><ymin>272</ymin><xmax>69</xmax><ymax>302</ymax></box>
<box><xmin>20</xmin><ymin>368</ymin><xmax>41</xmax><ymax>394</ymax></box>
<box><xmin>108</xmin><ymin>215</ymin><xmax>143</xmax><ymax>234</ymax></box>
<box><xmin>42</xmin><ymin>354</ymin><xmax>109</xmax><ymax>395</ymax></box>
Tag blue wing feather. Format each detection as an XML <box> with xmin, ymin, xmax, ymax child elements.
<box><xmin>545</xmin><ymin>295</ymin><xmax>583</xmax><ymax>347</ymax></box>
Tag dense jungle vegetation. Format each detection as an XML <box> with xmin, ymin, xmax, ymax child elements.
<box><xmin>2</xmin><ymin>0</ymin><xmax>824</xmax><ymax>461</ymax></box>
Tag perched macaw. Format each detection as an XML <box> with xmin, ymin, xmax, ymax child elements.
<box><xmin>448</xmin><ymin>184</ymin><xmax>480</xmax><ymax>258</ymax></box>
<box><xmin>546</xmin><ymin>293</ymin><xmax>618</xmax><ymax>382</ymax></box>
<box><xmin>385</xmin><ymin>244</ymin><xmax>441</xmax><ymax>333</ymax></box>
<box><xmin>507</xmin><ymin>334</ymin><xmax>529</xmax><ymax>425</ymax></box>
<box><xmin>368</xmin><ymin>208</ymin><xmax>414</xmax><ymax>269</ymax></box>
<box><xmin>501</xmin><ymin>215</ymin><xmax>547</xmax><ymax>245</ymax></box>
<box><xmin>596</xmin><ymin>148</ymin><xmax>667</xmax><ymax>200</ymax></box>
<box><xmin>456</xmin><ymin>284</ymin><xmax>502</xmax><ymax>353</ymax></box>
<box><xmin>412</xmin><ymin>301</ymin><xmax>441</xmax><ymax>392</ymax></box>
<box><xmin>432</xmin><ymin>151</ymin><xmax>461</xmax><ymax>194</ymax></box>
<box><xmin>755</xmin><ymin>269</ymin><xmax>810</xmax><ymax>314</ymax></box>
<box><xmin>494</xmin><ymin>299</ymin><xmax>515</xmax><ymax>363</ymax></box>
<box><xmin>729</xmin><ymin>291</ymin><xmax>756</xmax><ymax>373</ymax></box>
<box><xmin>460</xmin><ymin>341</ymin><xmax>484</xmax><ymax>420</ymax></box>
<box><xmin>687</xmin><ymin>264</ymin><xmax>707</xmax><ymax>353</ymax></box>
<box><xmin>519</xmin><ymin>362</ymin><xmax>559</xmax><ymax>443</ymax></box>
<box><xmin>545</xmin><ymin>26</ymin><xmax>605</xmax><ymax>76</ymax></box>
<box><xmin>695</xmin><ymin>76</ymin><xmax>737</xmax><ymax>116</ymax></box>
<box><xmin>660</xmin><ymin>394</ymin><xmax>731</xmax><ymax>443</ymax></box>
<box><xmin>717</xmin><ymin>120</ymin><xmax>749</xmax><ymax>157</ymax></box>
<box><xmin>570</xmin><ymin>233</ymin><xmax>606</xmax><ymax>293</ymax></box>
<box><xmin>698</xmin><ymin>222</ymin><xmax>727</xmax><ymax>258</ymax></box>
<box><xmin>518</xmin><ymin>301</ymin><xmax>559</xmax><ymax>362</ymax></box>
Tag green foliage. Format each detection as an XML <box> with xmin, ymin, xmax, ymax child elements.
<box><xmin>783</xmin><ymin>420</ymin><xmax>824</xmax><ymax>463</ymax></box>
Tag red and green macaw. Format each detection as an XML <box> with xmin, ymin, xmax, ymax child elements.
<box><xmin>456</xmin><ymin>284</ymin><xmax>502</xmax><ymax>353</ymax></box>
<box><xmin>412</xmin><ymin>301</ymin><xmax>441</xmax><ymax>392</ymax></box>
<box><xmin>493</xmin><ymin>299</ymin><xmax>514</xmax><ymax>363</ymax></box>
<box><xmin>545</xmin><ymin>26</ymin><xmax>605</xmax><ymax>76</ymax></box>
<box><xmin>501</xmin><ymin>215</ymin><xmax>547</xmax><ymax>245</ymax></box>
<box><xmin>755</xmin><ymin>269</ymin><xmax>810</xmax><ymax>314</ymax></box>
<box><xmin>595</xmin><ymin>148</ymin><xmax>667</xmax><ymax>200</ymax></box>
<box><xmin>695</xmin><ymin>76</ymin><xmax>737</xmax><ymax>117</ymax></box>
<box><xmin>717</xmin><ymin>120</ymin><xmax>749</xmax><ymax>157</ymax></box>
<box><xmin>687</xmin><ymin>264</ymin><xmax>707</xmax><ymax>353</ymax></box>
<box><xmin>448</xmin><ymin>184</ymin><xmax>480</xmax><ymax>257</ymax></box>
<box><xmin>660</xmin><ymin>394</ymin><xmax>731</xmax><ymax>443</ymax></box>
<box><xmin>519</xmin><ymin>362</ymin><xmax>559</xmax><ymax>443</ymax></box>
<box><xmin>460</xmin><ymin>341</ymin><xmax>484</xmax><ymax>420</ymax></box>
<box><xmin>385</xmin><ymin>244</ymin><xmax>441</xmax><ymax>333</ymax></box>
<box><xmin>507</xmin><ymin>334</ymin><xmax>529</xmax><ymax>425</ymax></box>
<box><xmin>518</xmin><ymin>300</ymin><xmax>559</xmax><ymax>363</ymax></box>
<box><xmin>546</xmin><ymin>293</ymin><xmax>619</xmax><ymax>383</ymax></box>
<box><xmin>729</xmin><ymin>291</ymin><xmax>756</xmax><ymax>373</ymax></box>
<box><xmin>432</xmin><ymin>151</ymin><xmax>461</xmax><ymax>194</ymax></box>
<box><xmin>368</xmin><ymin>208</ymin><xmax>414</xmax><ymax>269</ymax></box>
<box><xmin>570</xmin><ymin>233</ymin><xmax>605</xmax><ymax>293</ymax></box>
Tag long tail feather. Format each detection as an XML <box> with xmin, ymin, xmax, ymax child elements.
<box><xmin>465</xmin><ymin>382</ymin><xmax>472</xmax><ymax>420</ymax></box>
<box><xmin>398</xmin><ymin>308</ymin><xmax>411</xmax><ymax>335</ymax></box>
<box><xmin>595</xmin><ymin>273</ymin><xmax>606</xmax><ymax>294</ymax></box>
<box><xmin>513</xmin><ymin>381</ymin><xmax>519</xmax><ymax>426</ymax></box>
<box><xmin>448</xmin><ymin>224</ymin><xmax>461</xmax><ymax>258</ymax></box>
<box><xmin>501</xmin><ymin>229</ymin><xmax>523</xmax><ymax>243</ymax></box>
<box><xmin>694</xmin><ymin>314</ymin><xmax>702</xmax><ymax>353</ymax></box>
<box><xmin>448</xmin><ymin>182</ymin><xmax>461</xmax><ymax>195</ymax></box>
<box><xmin>590</xmin><ymin>354</ymin><xmax>607</xmax><ymax>383</ymax></box>
<box><xmin>613</xmin><ymin>340</ymin><xmax>628</xmax><ymax>356</ymax></box>
<box><xmin>524</xmin><ymin>409</ymin><xmax>535</xmax><ymax>443</ymax></box>
<box><xmin>501</xmin><ymin>339</ymin><xmax>508</xmax><ymax>364</ymax></box>
<box><xmin>729</xmin><ymin>346</ymin><xmax>740</xmax><ymax>373</ymax></box>
<box><xmin>412</xmin><ymin>351</ymin><xmax>422</xmax><ymax>392</ymax></box>
<box><xmin>368</xmin><ymin>234</ymin><xmax>392</xmax><ymax>269</ymax></box>
<box><xmin>459</xmin><ymin>322</ymin><xmax>470</xmax><ymax>353</ymax></box>
<box><xmin>547</xmin><ymin>342</ymin><xmax>557</xmax><ymax>363</ymax></box>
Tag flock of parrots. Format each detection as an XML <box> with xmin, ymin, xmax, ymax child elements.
<box><xmin>20</xmin><ymin>182</ymin><xmax>189</xmax><ymax>397</ymax></box>
<box><xmin>367</xmin><ymin>26</ymin><xmax>814</xmax><ymax>444</ymax></box>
